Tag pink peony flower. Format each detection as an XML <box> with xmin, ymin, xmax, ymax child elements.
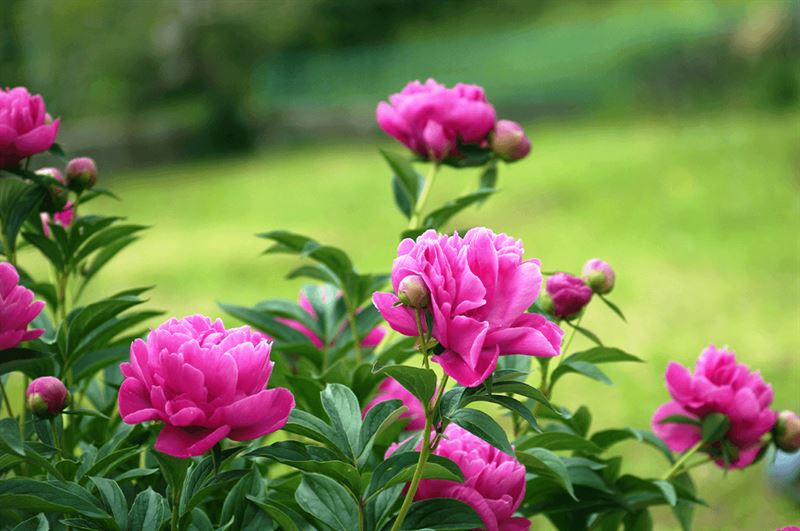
<box><xmin>581</xmin><ymin>258</ymin><xmax>615</xmax><ymax>295</ymax></box>
<box><xmin>652</xmin><ymin>345</ymin><xmax>777</xmax><ymax>469</ymax></box>
<box><xmin>390</xmin><ymin>424</ymin><xmax>529</xmax><ymax>531</ymax></box>
<box><xmin>278</xmin><ymin>289</ymin><xmax>385</xmax><ymax>350</ymax></box>
<box><xmin>543</xmin><ymin>273</ymin><xmax>593</xmax><ymax>320</ymax></box>
<box><xmin>0</xmin><ymin>262</ymin><xmax>45</xmax><ymax>350</ymax></box>
<box><xmin>118</xmin><ymin>315</ymin><xmax>295</xmax><ymax>458</ymax></box>
<box><xmin>376</xmin><ymin>79</ymin><xmax>496</xmax><ymax>161</ymax></box>
<box><xmin>490</xmin><ymin>120</ymin><xmax>531</xmax><ymax>162</ymax></box>
<box><xmin>373</xmin><ymin>228</ymin><xmax>562</xmax><ymax>387</ymax></box>
<box><xmin>363</xmin><ymin>377</ymin><xmax>426</xmax><ymax>431</ymax></box>
<box><xmin>0</xmin><ymin>87</ymin><xmax>60</xmax><ymax>168</ymax></box>
<box><xmin>26</xmin><ymin>376</ymin><xmax>70</xmax><ymax>418</ymax></box>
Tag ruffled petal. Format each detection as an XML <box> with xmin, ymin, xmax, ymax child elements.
<box><xmin>225</xmin><ymin>387</ymin><xmax>295</xmax><ymax>441</ymax></box>
<box><xmin>155</xmin><ymin>424</ymin><xmax>230</xmax><ymax>458</ymax></box>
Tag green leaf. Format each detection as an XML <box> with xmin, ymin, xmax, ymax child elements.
<box><xmin>152</xmin><ymin>451</ymin><xmax>190</xmax><ymax>496</ymax></box>
<box><xmin>568</xmin><ymin>323</ymin><xmax>604</xmax><ymax>346</ymax></box>
<box><xmin>282</xmin><ymin>409</ymin><xmax>348</xmax><ymax>459</ymax></box>
<box><xmin>562</xmin><ymin>346</ymin><xmax>642</xmax><ymax>365</ymax></box>
<box><xmin>247</xmin><ymin>441</ymin><xmax>362</xmax><ymax>496</ymax></box>
<box><xmin>381</xmin><ymin>149</ymin><xmax>423</xmax><ymax>219</ymax></box>
<box><xmin>366</xmin><ymin>451</ymin><xmax>463</xmax><ymax>500</ymax></box>
<box><xmin>247</xmin><ymin>495</ymin><xmax>312</xmax><ymax>531</ymax></box>
<box><xmin>358</xmin><ymin>398</ymin><xmax>406</xmax><ymax>458</ymax></box>
<box><xmin>321</xmin><ymin>383</ymin><xmax>362</xmax><ymax>458</ymax></box>
<box><xmin>462</xmin><ymin>394</ymin><xmax>541</xmax><ymax>432</ymax></box>
<box><xmin>488</xmin><ymin>381</ymin><xmax>560</xmax><ymax>415</ymax></box>
<box><xmin>90</xmin><ymin>477</ymin><xmax>128</xmax><ymax>529</ymax></box>
<box><xmin>376</xmin><ymin>364</ymin><xmax>437</xmax><ymax>404</ymax></box>
<box><xmin>399</xmin><ymin>498</ymin><xmax>483</xmax><ymax>530</ymax></box>
<box><xmin>0</xmin><ymin>347</ymin><xmax>53</xmax><ymax>378</ymax></box>
<box><xmin>652</xmin><ymin>479</ymin><xmax>677</xmax><ymax>506</ymax></box>
<box><xmin>516</xmin><ymin>431</ymin><xmax>601</xmax><ymax>454</ymax></box>
<box><xmin>294</xmin><ymin>472</ymin><xmax>359</xmax><ymax>531</ymax></box>
<box><xmin>220</xmin><ymin>469</ymin><xmax>264</xmax><ymax>531</ymax></box>
<box><xmin>0</xmin><ymin>478</ymin><xmax>109</xmax><ymax>519</ymax></box>
<box><xmin>421</xmin><ymin>188</ymin><xmax>495</xmax><ymax>230</ymax></box>
<box><xmin>127</xmin><ymin>488</ymin><xmax>168</xmax><ymax>531</ymax></box>
<box><xmin>552</xmin><ymin>360</ymin><xmax>612</xmax><ymax>386</ymax></box>
<box><xmin>0</xmin><ymin>176</ymin><xmax>46</xmax><ymax>254</ymax></box>
<box><xmin>450</xmin><ymin>408</ymin><xmax>513</xmax><ymax>455</ymax></box>
<box><xmin>700</xmin><ymin>413</ymin><xmax>730</xmax><ymax>444</ymax></box>
<box><xmin>516</xmin><ymin>448</ymin><xmax>576</xmax><ymax>499</ymax></box>
<box><xmin>478</xmin><ymin>162</ymin><xmax>498</xmax><ymax>194</ymax></box>
<box><xmin>10</xmin><ymin>513</ymin><xmax>49</xmax><ymax>531</ymax></box>
<box><xmin>599</xmin><ymin>295</ymin><xmax>627</xmax><ymax>322</ymax></box>
<box><xmin>0</xmin><ymin>417</ymin><xmax>24</xmax><ymax>456</ymax></box>
<box><xmin>623</xmin><ymin>509</ymin><xmax>653</xmax><ymax>531</ymax></box>
<box><xmin>658</xmin><ymin>414</ymin><xmax>701</xmax><ymax>426</ymax></box>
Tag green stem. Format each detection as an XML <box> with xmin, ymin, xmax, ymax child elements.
<box><xmin>390</xmin><ymin>407</ymin><xmax>433</xmax><ymax>531</ymax></box>
<box><xmin>532</xmin><ymin>358</ymin><xmax>551</xmax><ymax>416</ymax></box>
<box><xmin>407</xmin><ymin>163</ymin><xmax>440</xmax><ymax>230</ymax></box>
<box><xmin>414</xmin><ymin>309</ymin><xmax>429</xmax><ymax>369</ymax></box>
<box><xmin>170</xmin><ymin>485</ymin><xmax>181</xmax><ymax>531</ymax></box>
<box><xmin>49</xmin><ymin>418</ymin><xmax>64</xmax><ymax>457</ymax></box>
<box><xmin>0</xmin><ymin>378</ymin><xmax>14</xmax><ymax>417</ymax></box>
<box><xmin>558</xmin><ymin>315</ymin><xmax>582</xmax><ymax>366</ymax></box>
<box><xmin>661</xmin><ymin>439</ymin><xmax>705</xmax><ymax>480</ymax></box>
<box><xmin>345</xmin><ymin>301</ymin><xmax>364</xmax><ymax>364</ymax></box>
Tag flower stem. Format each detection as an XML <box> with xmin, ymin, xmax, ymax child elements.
<box><xmin>407</xmin><ymin>163</ymin><xmax>440</xmax><ymax>230</ymax></box>
<box><xmin>558</xmin><ymin>315</ymin><xmax>581</xmax><ymax>367</ymax></box>
<box><xmin>0</xmin><ymin>378</ymin><xmax>14</xmax><ymax>417</ymax></box>
<box><xmin>661</xmin><ymin>439</ymin><xmax>705</xmax><ymax>480</ymax></box>
<box><xmin>345</xmin><ymin>301</ymin><xmax>363</xmax><ymax>364</ymax></box>
<box><xmin>170</xmin><ymin>485</ymin><xmax>181</xmax><ymax>531</ymax></box>
<box><xmin>390</xmin><ymin>406</ymin><xmax>433</xmax><ymax>531</ymax></box>
<box><xmin>414</xmin><ymin>309</ymin><xmax>429</xmax><ymax>368</ymax></box>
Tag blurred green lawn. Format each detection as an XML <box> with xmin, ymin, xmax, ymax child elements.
<box><xmin>22</xmin><ymin>109</ymin><xmax>799</xmax><ymax>529</ymax></box>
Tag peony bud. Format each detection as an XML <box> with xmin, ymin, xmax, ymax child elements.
<box><xmin>397</xmin><ymin>275</ymin><xmax>430</xmax><ymax>309</ymax></box>
<box><xmin>546</xmin><ymin>272</ymin><xmax>593</xmax><ymax>320</ymax></box>
<box><xmin>35</xmin><ymin>167</ymin><xmax>64</xmax><ymax>185</ymax></box>
<box><xmin>26</xmin><ymin>376</ymin><xmax>70</xmax><ymax>418</ymax></box>
<box><xmin>774</xmin><ymin>410</ymin><xmax>800</xmax><ymax>452</ymax></box>
<box><xmin>582</xmin><ymin>258</ymin><xmax>616</xmax><ymax>295</ymax></box>
<box><xmin>65</xmin><ymin>157</ymin><xmax>97</xmax><ymax>191</ymax></box>
<box><xmin>490</xmin><ymin>120</ymin><xmax>531</xmax><ymax>162</ymax></box>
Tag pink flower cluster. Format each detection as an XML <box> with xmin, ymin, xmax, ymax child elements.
<box><xmin>391</xmin><ymin>424</ymin><xmax>529</xmax><ymax>531</ymax></box>
<box><xmin>652</xmin><ymin>345</ymin><xmax>777</xmax><ymax>468</ymax></box>
<box><xmin>0</xmin><ymin>87</ymin><xmax>59</xmax><ymax>168</ymax></box>
<box><xmin>119</xmin><ymin>315</ymin><xmax>295</xmax><ymax>458</ymax></box>
<box><xmin>374</xmin><ymin>228</ymin><xmax>562</xmax><ymax>387</ymax></box>
<box><xmin>0</xmin><ymin>263</ymin><xmax>44</xmax><ymax>350</ymax></box>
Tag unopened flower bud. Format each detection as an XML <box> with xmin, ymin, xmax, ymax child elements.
<box><xmin>490</xmin><ymin>120</ymin><xmax>531</xmax><ymax>162</ymax></box>
<box><xmin>26</xmin><ymin>376</ymin><xmax>70</xmax><ymax>418</ymax></box>
<box><xmin>546</xmin><ymin>272</ymin><xmax>593</xmax><ymax>320</ymax></box>
<box><xmin>537</xmin><ymin>290</ymin><xmax>554</xmax><ymax>315</ymax></box>
<box><xmin>35</xmin><ymin>167</ymin><xmax>64</xmax><ymax>185</ymax></box>
<box><xmin>65</xmin><ymin>157</ymin><xmax>97</xmax><ymax>191</ymax></box>
<box><xmin>774</xmin><ymin>410</ymin><xmax>800</xmax><ymax>452</ymax></box>
<box><xmin>582</xmin><ymin>258</ymin><xmax>616</xmax><ymax>295</ymax></box>
<box><xmin>397</xmin><ymin>275</ymin><xmax>430</xmax><ymax>309</ymax></box>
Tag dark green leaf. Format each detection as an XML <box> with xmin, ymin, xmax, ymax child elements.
<box><xmin>462</xmin><ymin>394</ymin><xmax>541</xmax><ymax>432</ymax></box>
<box><xmin>599</xmin><ymin>295</ymin><xmax>627</xmax><ymax>322</ymax></box>
<box><xmin>294</xmin><ymin>472</ymin><xmax>359</xmax><ymax>531</ymax></box>
<box><xmin>366</xmin><ymin>451</ymin><xmax>463</xmax><ymax>500</ymax></box>
<box><xmin>375</xmin><ymin>364</ymin><xmax>437</xmax><ymax>405</ymax></box>
<box><xmin>652</xmin><ymin>479</ymin><xmax>677</xmax><ymax>506</ymax></box>
<box><xmin>10</xmin><ymin>513</ymin><xmax>49</xmax><ymax>531</ymax></box>
<box><xmin>450</xmin><ymin>408</ymin><xmax>513</xmax><ymax>455</ymax></box>
<box><xmin>127</xmin><ymin>488</ymin><xmax>168</xmax><ymax>531</ymax></box>
<box><xmin>0</xmin><ymin>417</ymin><xmax>24</xmax><ymax>456</ymax></box>
<box><xmin>516</xmin><ymin>432</ymin><xmax>601</xmax><ymax>454</ymax></box>
<box><xmin>516</xmin><ymin>448</ymin><xmax>576</xmax><ymax>499</ymax></box>
<box><xmin>321</xmin><ymin>383</ymin><xmax>362</xmax><ymax>458</ymax></box>
<box><xmin>0</xmin><ymin>478</ymin><xmax>108</xmax><ymax>519</ymax></box>
<box><xmin>400</xmin><ymin>498</ymin><xmax>483</xmax><ymax>530</ymax></box>
<box><xmin>658</xmin><ymin>415</ymin><xmax>701</xmax><ymax>426</ymax></box>
<box><xmin>700</xmin><ymin>413</ymin><xmax>730</xmax><ymax>444</ymax></box>
<box><xmin>90</xmin><ymin>477</ymin><xmax>128</xmax><ymax>529</ymax></box>
<box><xmin>421</xmin><ymin>188</ymin><xmax>495</xmax><ymax>230</ymax></box>
<box><xmin>358</xmin><ymin>398</ymin><xmax>405</xmax><ymax>458</ymax></box>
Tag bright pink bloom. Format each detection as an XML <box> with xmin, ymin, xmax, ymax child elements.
<box><xmin>279</xmin><ymin>289</ymin><xmax>385</xmax><ymax>350</ymax></box>
<box><xmin>118</xmin><ymin>315</ymin><xmax>295</xmax><ymax>458</ymax></box>
<box><xmin>0</xmin><ymin>87</ymin><xmax>60</xmax><ymax>168</ymax></box>
<box><xmin>363</xmin><ymin>377</ymin><xmax>426</xmax><ymax>431</ymax></box>
<box><xmin>652</xmin><ymin>345</ymin><xmax>777</xmax><ymax>469</ymax></box>
<box><xmin>376</xmin><ymin>79</ymin><xmax>496</xmax><ymax>161</ymax></box>
<box><xmin>0</xmin><ymin>263</ymin><xmax>45</xmax><ymax>350</ymax></box>
<box><xmin>26</xmin><ymin>376</ymin><xmax>70</xmax><ymax>418</ymax></box>
<box><xmin>545</xmin><ymin>273</ymin><xmax>593</xmax><ymax>320</ymax></box>
<box><xmin>373</xmin><ymin>228</ymin><xmax>562</xmax><ymax>387</ymax></box>
<box><xmin>490</xmin><ymin>120</ymin><xmax>531</xmax><ymax>162</ymax></box>
<box><xmin>777</xmin><ymin>527</ymin><xmax>800</xmax><ymax>531</ymax></box>
<box><xmin>390</xmin><ymin>424</ymin><xmax>529</xmax><ymax>531</ymax></box>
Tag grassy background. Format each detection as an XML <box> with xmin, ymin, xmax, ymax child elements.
<box><xmin>19</xmin><ymin>108</ymin><xmax>799</xmax><ymax>529</ymax></box>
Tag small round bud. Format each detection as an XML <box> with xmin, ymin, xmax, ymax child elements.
<box><xmin>582</xmin><ymin>258</ymin><xmax>615</xmax><ymax>295</ymax></box>
<box><xmin>774</xmin><ymin>410</ymin><xmax>800</xmax><ymax>452</ymax></box>
<box><xmin>546</xmin><ymin>272</ymin><xmax>593</xmax><ymax>320</ymax></box>
<box><xmin>35</xmin><ymin>167</ymin><xmax>65</xmax><ymax>185</ymax></box>
<box><xmin>26</xmin><ymin>376</ymin><xmax>70</xmax><ymax>418</ymax></box>
<box><xmin>490</xmin><ymin>120</ymin><xmax>531</xmax><ymax>162</ymax></box>
<box><xmin>397</xmin><ymin>275</ymin><xmax>430</xmax><ymax>309</ymax></box>
<box><xmin>65</xmin><ymin>157</ymin><xmax>98</xmax><ymax>191</ymax></box>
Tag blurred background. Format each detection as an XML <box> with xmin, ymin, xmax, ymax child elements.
<box><xmin>5</xmin><ymin>0</ymin><xmax>799</xmax><ymax>528</ymax></box>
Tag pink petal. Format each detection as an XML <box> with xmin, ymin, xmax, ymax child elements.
<box><xmin>14</xmin><ymin>121</ymin><xmax>58</xmax><ymax>157</ymax></box>
<box><xmin>651</xmin><ymin>401</ymin><xmax>701</xmax><ymax>452</ymax></box>
<box><xmin>118</xmin><ymin>378</ymin><xmax>162</xmax><ymax>424</ymax></box>
<box><xmin>224</xmin><ymin>387</ymin><xmax>295</xmax><ymax>441</ymax></box>
<box><xmin>373</xmin><ymin>291</ymin><xmax>418</xmax><ymax>336</ymax></box>
<box><xmin>155</xmin><ymin>425</ymin><xmax>230</xmax><ymax>458</ymax></box>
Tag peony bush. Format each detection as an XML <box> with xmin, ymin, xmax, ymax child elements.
<box><xmin>0</xmin><ymin>80</ymin><xmax>796</xmax><ymax>531</ymax></box>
